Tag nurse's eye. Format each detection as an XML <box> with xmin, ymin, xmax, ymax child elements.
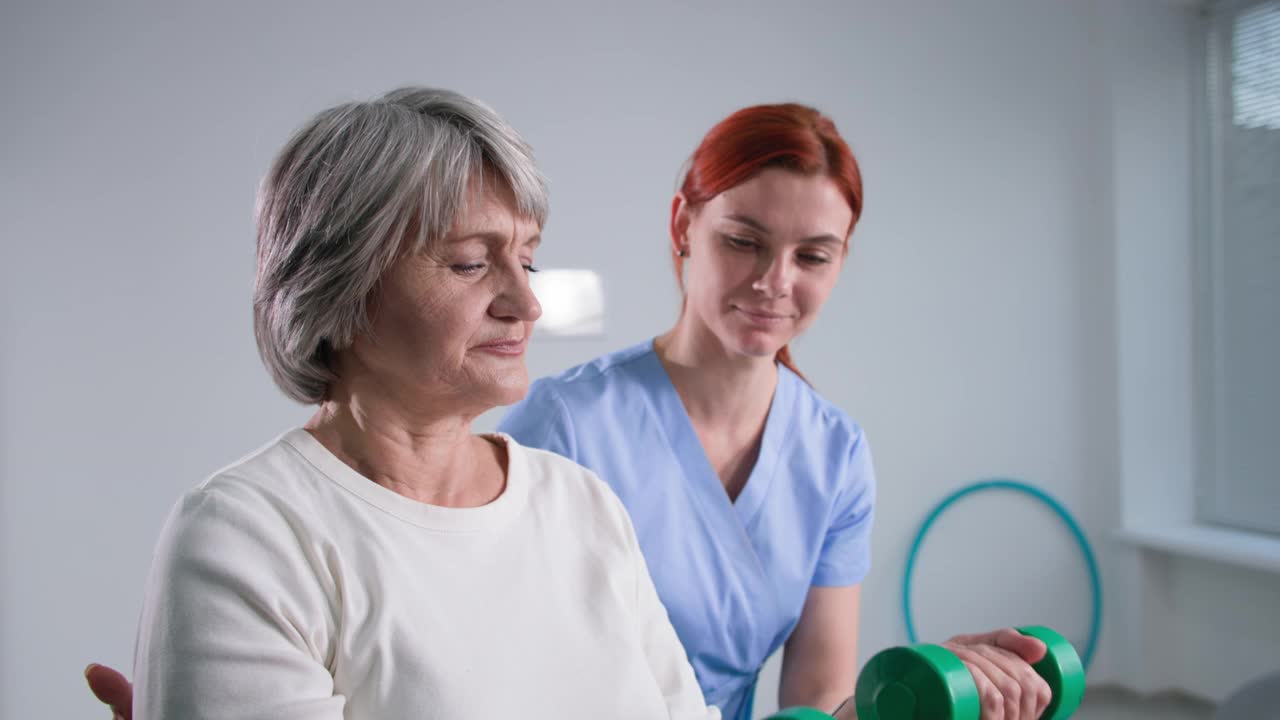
<box><xmin>522</xmin><ymin>262</ymin><xmax>539</xmax><ymax>273</ymax></box>
<box><xmin>452</xmin><ymin>263</ymin><xmax>487</xmax><ymax>276</ymax></box>
<box><xmin>724</xmin><ymin>235</ymin><xmax>760</xmax><ymax>251</ymax></box>
<box><xmin>797</xmin><ymin>253</ymin><xmax>832</xmax><ymax>266</ymax></box>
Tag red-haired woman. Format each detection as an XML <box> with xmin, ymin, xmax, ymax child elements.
<box><xmin>500</xmin><ymin>104</ymin><xmax>1053</xmax><ymax>720</ymax></box>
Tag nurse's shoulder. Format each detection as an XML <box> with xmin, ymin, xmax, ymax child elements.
<box><xmin>499</xmin><ymin>340</ymin><xmax>658</xmax><ymax>452</ymax></box>
<box><xmin>781</xmin><ymin>366</ymin><xmax>875</xmax><ymax>501</ymax></box>
<box><xmin>783</xmin><ymin>365</ymin><xmax>869</xmax><ymax>456</ymax></box>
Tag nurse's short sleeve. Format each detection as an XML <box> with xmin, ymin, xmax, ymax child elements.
<box><xmin>498</xmin><ymin>379</ymin><xmax>579</xmax><ymax>462</ymax></box>
<box><xmin>812</xmin><ymin>428</ymin><xmax>877</xmax><ymax>587</ymax></box>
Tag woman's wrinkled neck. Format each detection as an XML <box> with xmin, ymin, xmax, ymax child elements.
<box><xmin>303</xmin><ymin>363</ymin><xmax>505</xmax><ymax>508</ymax></box>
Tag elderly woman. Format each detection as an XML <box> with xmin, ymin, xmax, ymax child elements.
<box><xmin>128</xmin><ymin>87</ymin><xmax>719</xmax><ymax>719</ymax></box>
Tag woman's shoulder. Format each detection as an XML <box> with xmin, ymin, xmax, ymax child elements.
<box><xmin>160</xmin><ymin>430</ymin><xmax>337</xmax><ymax>542</ymax></box>
<box><xmin>141</xmin><ymin>431</ymin><xmax>345</xmax><ymax>599</ymax></box>
<box><xmin>192</xmin><ymin>429</ymin><xmax>326</xmax><ymax>498</ymax></box>
<box><xmin>526</xmin><ymin>339</ymin><xmax>657</xmax><ymax>401</ymax></box>
<box><xmin>503</xmin><ymin>341</ymin><xmax>662</xmax><ymax>445</ymax></box>
<box><xmin>781</xmin><ymin>366</ymin><xmax>868</xmax><ymax>449</ymax></box>
<box><xmin>502</xmin><ymin>435</ymin><xmax>632</xmax><ymax>524</ymax></box>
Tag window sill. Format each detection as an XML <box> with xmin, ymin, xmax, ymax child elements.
<box><xmin>1115</xmin><ymin>523</ymin><xmax>1280</xmax><ymax>575</ymax></box>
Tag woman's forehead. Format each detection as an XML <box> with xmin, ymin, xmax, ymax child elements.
<box><xmin>707</xmin><ymin>171</ymin><xmax>851</xmax><ymax>236</ymax></box>
<box><xmin>446</xmin><ymin>188</ymin><xmax>542</xmax><ymax>245</ymax></box>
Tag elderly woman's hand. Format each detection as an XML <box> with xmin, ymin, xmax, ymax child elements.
<box><xmin>827</xmin><ymin>627</ymin><xmax>1051</xmax><ymax>720</ymax></box>
<box><xmin>941</xmin><ymin>628</ymin><xmax>1052</xmax><ymax>720</ymax></box>
<box><xmin>829</xmin><ymin>625</ymin><xmax>1049</xmax><ymax>712</ymax></box>
<box><xmin>84</xmin><ymin>663</ymin><xmax>133</xmax><ymax>720</ymax></box>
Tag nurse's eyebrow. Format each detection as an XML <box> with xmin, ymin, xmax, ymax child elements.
<box><xmin>725</xmin><ymin>213</ymin><xmax>770</xmax><ymax>233</ymax></box>
<box><xmin>724</xmin><ymin>213</ymin><xmax>842</xmax><ymax>245</ymax></box>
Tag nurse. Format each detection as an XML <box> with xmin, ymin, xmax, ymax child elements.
<box><xmin>497</xmin><ymin>103</ymin><xmax>1053</xmax><ymax>720</ymax></box>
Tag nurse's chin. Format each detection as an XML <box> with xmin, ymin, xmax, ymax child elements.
<box><xmin>728</xmin><ymin>331</ymin><xmax>792</xmax><ymax>360</ymax></box>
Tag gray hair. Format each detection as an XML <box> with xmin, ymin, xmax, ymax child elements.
<box><xmin>252</xmin><ymin>87</ymin><xmax>549</xmax><ymax>404</ymax></box>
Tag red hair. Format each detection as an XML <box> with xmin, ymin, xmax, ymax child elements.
<box><xmin>672</xmin><ymin>103</ymin><xmax>864</xmax><ymax>380</ymax></box>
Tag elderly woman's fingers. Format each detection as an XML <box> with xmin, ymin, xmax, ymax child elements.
<box><xmin>945</xmin><ymin>643</ymin><xmax>1015</xmax><ymax>720</ymax></box>
<box><xmin>991</xmin><ymin>627</ymin><xmax>1049</xmax><ymax>666</ymax></box>
<box><xmin>950</xmin><ymin>627</ymin><xmax>1048</xmax><ymax>666</ymax></box>
<box><xmin>969</xmin><ymin>643</ymin><xmax>1051</xmax><ymax>719</ymax></box>
<box><xmin>84</xmin><ymin>663</ymin><xmax>133</xmax><ymax>720</ymax></box>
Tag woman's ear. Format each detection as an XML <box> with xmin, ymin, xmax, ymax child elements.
<box><xmin>669</xmin><ymin>192</ymin><xmax>693</xmax><ymax>256</ymax></box>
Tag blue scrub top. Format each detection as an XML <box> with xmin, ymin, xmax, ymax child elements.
<box><xmin>498</xmin><ymin>340</ymin><xmax>876</xmax><ymax>720</ymax></box>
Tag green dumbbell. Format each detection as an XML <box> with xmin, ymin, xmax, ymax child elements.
<box><xmin>767</xmin><ymin>708</ymin><xmax>835</xmax><ymax>720</ymax></box>
<box><xmin>767</xmin><ymin>626</ymin><xmax>1085</xmax><ymax>720</ymax></box>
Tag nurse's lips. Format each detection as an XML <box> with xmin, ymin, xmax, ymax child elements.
<box><xmin>474</xmin><ymin>336</ymin><xmax>527</xmax><ymax>356</ymax></box>
<box><xmin>734</xmin><ymin>306</ymin><xmax>792</xmax><ymax>325</ymax></box>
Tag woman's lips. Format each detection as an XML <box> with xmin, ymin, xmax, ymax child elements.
<box><xmin>734</xmin><ymin>306</ymin><xmax>791</xmax><ymax>324</ymax></box>
<box><xmin>474</xmin><ymin>337</ymin><xmax>527</xmax><ymax>356</ymax></box>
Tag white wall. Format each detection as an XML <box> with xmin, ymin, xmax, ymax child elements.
<box><xmin>1105</xmin><ymin>0</ymin><xmax>1280</xmax><ymax>702</ymax></box>
<box><xmin>2</xmin><ymin>1</ymin><xmax>1270</xmax><ymax>718</ymax></box>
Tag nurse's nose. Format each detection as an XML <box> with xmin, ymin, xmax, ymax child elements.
<box><xmin>751</xmin><ymin>255</ymin><xmax>793</xmax><ymax>299</ymax></box>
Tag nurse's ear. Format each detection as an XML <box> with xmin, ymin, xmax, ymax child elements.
<box><xmin>669</xmin><ymin>192</ymin><xmax>694</xmax><ymax>258</ymax></box>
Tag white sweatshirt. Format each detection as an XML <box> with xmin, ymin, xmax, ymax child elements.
<box><xmin>133</xmin><ymin>429</ymin><xmax>720</xmax><ymax>720</ymax></box>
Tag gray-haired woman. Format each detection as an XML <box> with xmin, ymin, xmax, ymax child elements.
<box><xmin>123</xmin><ymin>87</ymin><xmax>720</xmax><ymax>719</ymax></box>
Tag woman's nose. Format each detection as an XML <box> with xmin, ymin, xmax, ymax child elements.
<box><xmin>491</xmin><ymin>264</ymin><xmax>542</xmax><ymax>322</ymax></box>
<box><xmin>751</xmin><ymin>256</ymin><xmax>792</xmax><ymax>298</ymax></box>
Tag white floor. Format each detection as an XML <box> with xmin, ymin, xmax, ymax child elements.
<box><xmin>1073</xmin><ymin>686</ymin><xmax>1215</xmax><ymax>720</ymax></box>
<box><xmin>754</xmin><ymin>682</ymin><xmax>1223</xmax><ymax>719</ymax></box>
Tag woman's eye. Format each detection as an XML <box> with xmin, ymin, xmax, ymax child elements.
<box><xmin>798</xmin><ymin>254</ymin><xmax>832</xmax><ymax>265</ymax></box>
<box><xmin>452</xmin><ymin>263</ymin><xmax>486</xmax><ymax>275</ymax></box>
<box><xmin>523</xmin><ymin>264</ymin><xmax>540</xmax><ymax>273</ymax></box>
<box><xmin>726</xmin><ymin>235</ymin><xmax>758</xmax><ymax>250</ymax></box>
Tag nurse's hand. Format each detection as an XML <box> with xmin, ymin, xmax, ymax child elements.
<box><xmin>942</xmin><ymin>628</ymin><xmax>1052</xmax><ymax>720</ymax></box>
<box><xmin>84</xmin><ymin>663</ymin><xmax>133</xmax><ymax>720</ymax></box>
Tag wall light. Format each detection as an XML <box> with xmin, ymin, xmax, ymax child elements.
<box><xmin>528</xmin><ymin>269</ymin><xmax>604</xmax><ymax>338</ymax></box>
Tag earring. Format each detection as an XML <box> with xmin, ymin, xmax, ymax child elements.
<box><xmin>677</xmin><ymin>249</ymin><xmax>688</xmax><ymax>258</ymax></box>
